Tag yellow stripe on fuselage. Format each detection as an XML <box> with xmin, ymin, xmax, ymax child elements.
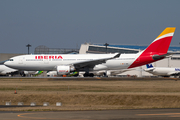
<box><xmin>156</xmin><ymin>27</ymin><xmax>176</xmax><ymax>39</ymax></box>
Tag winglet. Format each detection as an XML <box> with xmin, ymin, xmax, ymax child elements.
<box><xmin>113</xmin><ymin>53</ymin><xmax>120</xmax><ymax>59</ymax></box>
<box><xmin>152</xmin><ymin>53</ymin><xmax>174</xmax><ymax>60</ymax></box>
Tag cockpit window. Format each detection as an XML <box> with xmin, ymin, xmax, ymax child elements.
<box><xmin>9</xmin><ymin>59</ymin><xmax>13</xmax><ymax>61</ymax></box>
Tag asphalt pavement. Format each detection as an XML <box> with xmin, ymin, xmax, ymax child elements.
<box><xmin>1</xmin><ymin>109</ymin><xmax>180</xmax><ymax>120</ymax></box>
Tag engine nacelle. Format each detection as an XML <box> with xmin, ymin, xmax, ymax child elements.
<box><xmin>56</xmin><ymin>65</ymin><xmax>75</xmax><ymax>75</ymax></box>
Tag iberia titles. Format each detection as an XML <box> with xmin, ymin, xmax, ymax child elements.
<box><xmin>35</xmin><ymin>55</ymin><xmax>63</xmax><ymax>59</ymax></box>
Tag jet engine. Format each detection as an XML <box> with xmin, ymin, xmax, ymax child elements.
<box><xmin>56</xmin><ymin>65</ymin><xmax>75</xmax><ymax>75</ymax></box>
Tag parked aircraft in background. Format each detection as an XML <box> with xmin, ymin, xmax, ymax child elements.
<box><xmin>90</xmin><ymin>69</ymin><xmax>132</xmax><ymax>77</ymax></box>
<box><xmin>47</xmin><ymin>71</ymin><xmax>78</xmax><ymax>77</ymax></box>
<box><xmin>0</xmin><ymin>64</ymin><xmax>43</xmax><ymax>77</ymax></box>
<box><xmin>0</xmin><ymin>64</ymin><xmax>17</xmax><ymax>76</ymax></box>
<box><xmin>47</xmin><ymin>69</ymin><xmax>131</xmax><ymax>77</ymax></box>
<box><xmin>83</xmin><ymin>69</ymin><xmax>136</xmax><ymax>77</ymax></box>
<box><xmin>20</xmin><ymin>71</ymin><xmax>44</xmax><ymax>77</ymax></box>
<box><xmin>4</xmin><ymin>27</ymin><xmax>176</xmax><ymax>77</ymax></box>
<box><xmin>144</xmin><ymin>64</ymin><xmax>180</xmax><ymax>77</ymax></box>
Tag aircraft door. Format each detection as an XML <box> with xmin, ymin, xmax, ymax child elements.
<box><xmin>18</xmin><ymin>57</ymin><xmax>23</xmax><ymax>64</ymax></box>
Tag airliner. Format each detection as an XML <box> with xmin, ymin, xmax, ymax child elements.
<box><xmin>20</xmin><ymin>71</ymin><xmax>44</xmax><ymax>77</ymax></box>
<box><xmin>47</xmin><ymin>69</ymin><xmax>130</xmax><ymax>77</ymax></box>
<box><xmin>0</xmin><ymin>64</ymin><xmax>43</xmax><ymax>76</ymax></box>
<box><xmin>144</xmin><ymin>64</ymin><xmax>180</xmax><ymax>77</ymax></box>
<box><xmin>0</xmin><ymin>64</ymin><xmax>17</xmax><ymax>76</ymax></box>
<box><xmin>4</xmin><ymin>27</ymin><xmax>176</xmax><ymax>77</ymax></box>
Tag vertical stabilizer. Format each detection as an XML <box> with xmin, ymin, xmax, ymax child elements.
<box><xmin>129</xmin><ymin>27</ymin><xmax>176</xmax><ymax>68</ymax></box>
<box><xmin>143</xmin><ymin>27</ymin><xmax>176</xmax><ymax>55</ymax></box>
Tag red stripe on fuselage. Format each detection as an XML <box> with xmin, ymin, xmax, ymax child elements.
<box><xmin>128</xmin><ymin>36</ymin><xmax>172</xmax><ymax>68</ymax></box>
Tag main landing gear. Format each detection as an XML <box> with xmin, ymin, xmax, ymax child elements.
<box><xmin>83</xmin><ymin>73</ymin><xmax>94</xmax><ymax>77</ymax></box>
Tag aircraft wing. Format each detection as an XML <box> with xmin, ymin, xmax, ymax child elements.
<box><xmin>73</xmin><ymin>53</ymin><xmax>120</xmax><ymax>70</ymax></box>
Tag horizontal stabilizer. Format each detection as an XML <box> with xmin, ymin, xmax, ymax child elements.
<box><xmin>152</xmin><ymin>53</ymin><xmax>174</xmax><ymax>60</ymax></box>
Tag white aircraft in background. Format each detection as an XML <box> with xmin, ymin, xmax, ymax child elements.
<box><xmin>47</xmin><ymin>71</ymin><xmax>78</xmax><ymax>77</ymax></box>
<box><xmin>20</xmin><ymin>71</ymin><xmax>43</xmax><ymax>77</ymax></box>
<box><xmin>0</xmin><ymin>64</ymin><xmax>43</xmax><ymax>76</ymax></box>
<box><xmin>47</xmin><ymin>69</ymin><xmax>130</xmax><ymax>77</ymax></box>
<box><xmin>89</xmin><ymin>69</ymin><xmax>133</xmax><ymax>77</ymax></box>
<box><xmin>0</xmin><ymin>64</ymin><xmax>17</xmax><ymax>76</ymax></box>
<box><xmin>4</xmin><ymin>27</ymin><xmax>176</xmax><ymax>77</ymax></box>
<box><xmin>144</xmin><ymin>64</ymin><xmax>180</xmax><ymax>77</ymax></box>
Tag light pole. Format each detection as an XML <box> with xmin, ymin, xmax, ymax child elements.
<box><xmin>26</xmin><ymin>44</ymin><xmax>31</xmax><ymax>54</ymax></box>
<box><xmin>104</xmin><ymin>43</ymin><xmax>109</xmax><ymax>77</ymax></box>
<box><xmin>104</xmin><ymin>43</ymin><xmax>109</xmax><ymax>54</ymax></box>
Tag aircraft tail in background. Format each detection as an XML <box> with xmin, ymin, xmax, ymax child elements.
<box><xmin>146</xmin><ymin>64</ymin><xmax>153</xmax><ymax>69</ymax></box>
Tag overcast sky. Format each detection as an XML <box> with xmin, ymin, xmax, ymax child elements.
<box><xmin>0</xmin><ymin>0</ymin><xmax>180</xmax><ymax>54</ymax></box>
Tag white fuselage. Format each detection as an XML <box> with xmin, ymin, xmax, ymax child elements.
<box><xmin>4</xmin><ymin>53</ymin><xmax>139</xmax><ymax>71</ymax></box>
<box><xmin>145</xmin><ymin>67</ymin><xmax>180</xmax><ymax>76</ymax></box>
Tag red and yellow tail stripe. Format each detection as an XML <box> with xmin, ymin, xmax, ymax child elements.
<box><xmin>154</xmin><ymin>27</ymin><xmax>176</xmax><ymax>42</ymax></box>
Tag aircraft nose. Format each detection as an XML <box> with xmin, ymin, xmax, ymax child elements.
<box><xmin>4</xmin><ymin>60</ymin><xmax>11</xmax><ymax>66</ymax></box>
<box><xmin>0</xmin><ymin>60</ymin><xmax>8</xmax><ymax>65</ymax></box>
<box><xmin>4</xmin><ymin>61</ymin><xmax>9</xmax><ymax>66</ymax></box>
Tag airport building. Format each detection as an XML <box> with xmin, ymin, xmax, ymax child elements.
<box><xmin>34</xmin><ymin>45</ymin><xmax>79</xmax><ymax>54</ymax></box>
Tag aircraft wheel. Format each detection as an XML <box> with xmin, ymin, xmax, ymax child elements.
<box><xmin>103</xmin><ymin>72</ymin><xmax>108</xmax><ymax>77</ymax></box>
<box><xmin>83</xmin><ymin>73</ymin><xmax>94</xmax><ymax>77</ymax></box>
<box><xmin>20</xmin><ymin>71</ymin><xmax>26</xmax><ymax>77</ymax></box>
<box><xmin>89</xmin><ymin>73</ymin><xmax>94</xmax><ymax>77</ymax></box>
<box><xmin>83</xmin><ymin>73</ymin><xmax>89</xmax><ymax>77</ymax></box>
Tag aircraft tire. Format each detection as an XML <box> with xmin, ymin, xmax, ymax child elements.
<box><xmin>83</xmin><ymin>73</ymin><xmax>94</xmax><ymax>77</ymax></box>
